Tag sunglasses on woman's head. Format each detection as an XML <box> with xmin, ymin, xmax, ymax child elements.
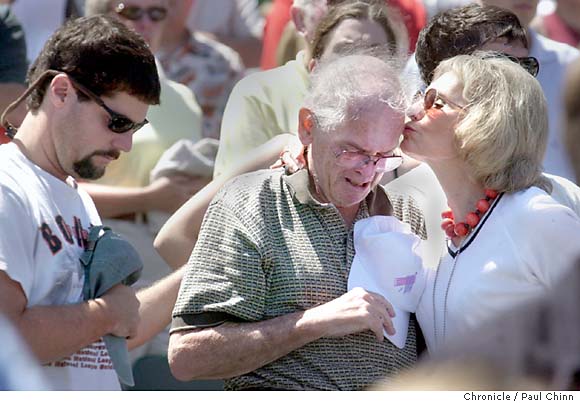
<box><xmin>114</xmin><ymin>3</ymin><xmax>168</xmax><ymax>22</ymax></box>
<box><xmin>507</xmin><ymin>55</ymin><xmax>539</xmax><ymax>77</ymax></box>
<box><xmin>67</xmin><ymin>76</ymin><xmax>148</xmax><ymax>134</ymax></box>
<box><xmin>481</xmin><ymin>53</ymin><xmax>540</xmax><ymax>77</ymax></box>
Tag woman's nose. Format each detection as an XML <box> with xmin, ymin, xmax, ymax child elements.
<box><xmin>406</xmin><ymin>100</ymin><xmax>425</xmax><ymax>122</ymax></box>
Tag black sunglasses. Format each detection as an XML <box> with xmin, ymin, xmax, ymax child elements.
<box><xmin>510</xmin><ymin>55</ymin><xmax>540</xmax><ymax>77</ymax></box>
<box><xmin>1</xmin><ymin>69</ymin><xmax>148</xmax><ymax>138</ymax></box>
<box><xmin>66</xmin><ymin>74</ymin><xmax>148</xmax><ymax>134</ymax></box>
<box><xmin>483</xmin><ymin>53</ymin><xmax>540</xmax><ymax>77</ymax></box>
<box><xmin>114</xmin><ymin>3</ymin><xmax>168</xmax><ymax>22</ymax></box>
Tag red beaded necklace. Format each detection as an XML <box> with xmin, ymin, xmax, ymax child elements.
<box><xmin>441</xmin><ymin>189</ymin><xmax>499</xmax><ymax>239</ymax></box>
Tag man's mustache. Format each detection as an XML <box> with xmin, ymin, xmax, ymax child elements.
<box><xmin>90</xmin><ymin>150</ymin><xmax>120</xmax><ymax>160</ymax></box>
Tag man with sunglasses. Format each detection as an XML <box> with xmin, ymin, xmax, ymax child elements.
<box><xmin>0</xmin><ymin>15</ymin><xmax>184</xmax><ymax>391</ymax></box>
<box><xmin>168</xmin><ymin>55</ymin><xmax>426</xmax><ymax>390</ymax></box>
<box><xmin>411</xmin><ymin>2</ymin><xmax>580</xmax><ymax>183</ymax></box>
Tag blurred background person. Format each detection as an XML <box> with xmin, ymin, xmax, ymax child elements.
<box><xmin>11</xmin><ymin>0</ymin><xmax>82</xmax><ymax>63</ymax></box>
<box><xmin>261</xmin><ymin>0</ymin><xmax>425</xmax><ymax>71</ymax></box>
<box><xmin>532</xmin><ymin>0</ymin><xmax>580</xmax><ymax>49</ymax></box>
<box><xmin>186</xmin><ymin>0</ymin><xmax>264</xmax><ymax>68</ymax></box>
<box><xmin>564</xmin><ymin>60</ymin><xmax>580</xmax><ymax>180</ymax></box>
<box><xmin>158</xmin><ymin>0</ymin><xmax>245</xmax><ymax>140</ymax></box>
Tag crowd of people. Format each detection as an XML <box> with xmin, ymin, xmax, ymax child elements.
<box><xmin>0</xmin><ymin>0</ymin><xmax>579</xmax><ymax>392</ymax></box>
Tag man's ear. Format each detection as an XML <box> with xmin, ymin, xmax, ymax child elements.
<box><xmin>48</xmin><ymin>74</ymin><xmax>73</xmax><ymax>108</ymax></box>
<box><xmin>290</xmin><ymin>6</ymin><xmax>307</xmax><ymax>36</ymax></box>
<box><xmin>298</xmin><ymin>107</ymin><xmax>315</xmax><ymax>146</ymax></box>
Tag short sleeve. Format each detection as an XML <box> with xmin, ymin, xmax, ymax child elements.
<box><xmin>214</xmin><ymin>76</ymin><xmax>282</xmax><ymax>177</ymax></box>
<box><xmin>518</xmin><ymin>198</ymin><xmax>580</xmax><ymax>289</ymax></box>
<box><xmin>171</xmin><ymin>190</ymin><xmax>265</xmax><ymax>332</ymax></box>
<box><xmin>0</xmin><ymin>185</ymin><xmax>36</xmax><ymax>298</ymax></box>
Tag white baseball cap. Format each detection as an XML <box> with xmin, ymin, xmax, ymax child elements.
<box><xmin>348</xmin><ymin>216</ymin><xmax>427</xmax><ymax>349</ymax></box>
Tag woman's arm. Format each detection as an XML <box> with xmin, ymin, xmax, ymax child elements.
<box><xmin>154</xmin><ymin>133</ymin><xmax>298</xmax><ymax>269</ymax></box>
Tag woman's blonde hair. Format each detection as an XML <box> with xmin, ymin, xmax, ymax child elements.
<box><xmin>433</xmin><ymin>53</ymin><xmax>551</xmax><ymax>193</ymax></box>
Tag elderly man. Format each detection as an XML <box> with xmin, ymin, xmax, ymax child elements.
<box><xmin>168</xmin><ymin>54</ymin><xmax>425</xmax><ymax>390</ymax></box>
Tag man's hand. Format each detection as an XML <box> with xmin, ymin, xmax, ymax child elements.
<box><xmin>302</xmin><ymin>287</ymin><xmax>396</xmax><ymax>341</ymax></box>
<box><xmin>92</xmin><ymin>284</ymin><xmax>140</xmax><ymax>339</ymax></box>
<box><xmin>145</xmin><ymin>174</ymin><xmax>210</xmax><ymax>214</ymax></box>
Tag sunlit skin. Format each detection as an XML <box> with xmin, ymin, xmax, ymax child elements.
<box><xmin>478</xmin><ymin>0</ymin><xmax>539</xmax><ymax>28</ymax></box>
<box><xmin>52</xmin><ymin>78</ymin><xmax>149</xmax><ymax>181</ymax></box>
<box><xmin>299</xmin><ymin>103</ymin><xmax>404</xmax><ymax>224</ymax></box>
<box><xmin>111</xmin><ymin>0</ymin><xmax>168</xmax><ymax>52</ymax></box>
<box><xmin>402</xmin><ymin>72</ymin><xmax>466</xmax><ymax>164</ymax></box>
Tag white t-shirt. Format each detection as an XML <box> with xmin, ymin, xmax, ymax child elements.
<box><xmin>0</xmin><ymin>143</ymin><xmax>119</xmax><ymax>391</ymax></box>
<box><xmin>416</xmin><ymin>186</ymin><xmax>580</xmax><ymax>353</ymax></box>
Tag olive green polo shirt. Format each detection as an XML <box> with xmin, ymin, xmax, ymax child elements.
<box><xmin>172</xmin><ymin>168</ymin><xmax>426</xmax><ymax>390</ymax></box>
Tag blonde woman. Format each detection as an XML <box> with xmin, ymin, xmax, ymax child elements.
<box><xmin>402</xmin><ymin>54</ymin><xmax>580</xmax><ymax>352</ymax></box>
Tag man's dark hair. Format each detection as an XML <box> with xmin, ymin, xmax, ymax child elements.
<box><xmin>415</xmin><ymin>4</ymin><xmax>527</xmax><ymax>84</ymax></box>
<box><xmin>27</xmin><ymin>14</ymin><xmax>160</xmax><ymax>110</ymax></box>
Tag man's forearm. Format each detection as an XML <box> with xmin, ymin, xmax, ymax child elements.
<box><xmin>16</xmin><ymin>299</ymin><xmax>114</xmax><ymax>364</ymax></box>
<box><xmin>169</xmin><ymin>310</ymin><xmax>323</xmax><ymax>381</ymax></box>
<box><xmin>169</xmin><ymin>287</ymin><xmax>395</xmax><ymax>381</ymax></box>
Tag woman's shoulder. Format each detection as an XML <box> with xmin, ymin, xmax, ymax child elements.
<box><xmin>500</xmin><ymin>186</ymin><xmax>580</xmax><ymax>230</ymax></box>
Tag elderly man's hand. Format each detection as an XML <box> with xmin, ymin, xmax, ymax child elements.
<box><xmin>302</xmin><ymin>287</ymin><xmax>396</xmax><ymax>342</ymax></box>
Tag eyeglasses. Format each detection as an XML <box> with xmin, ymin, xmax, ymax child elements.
<box><xmin>66</xmin><ymin>75</ymin><xmax>148</xmax><ymax>134</ymax></box>
<box><xmin>334</xmin><ymin>149</ymin><xmax>403</xmax><ymax>172</ymax></box>
<box><xmin>114</xmin><ymin>3</ymin><xmax>168</xmax><ymax>22</ymax></box>
<box><xmin>480</xmin><ymin>52</ymin><xmax>540</xmax><ymax>77</ymax></box>
<box><xmin>414</xmin><ymin>88</ymin><xmax>466</xmax><ymax>112</ymax></box>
